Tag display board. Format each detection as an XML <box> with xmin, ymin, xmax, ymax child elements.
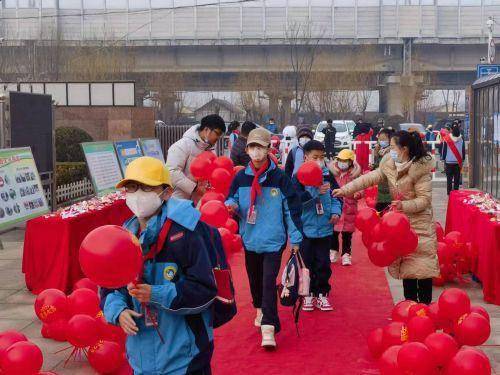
<box><xmin>114</xmin><ymin>140</ymin><xmax>144</xmax><ymax>173</ymax></box>
<box><xmin>140</xmin><ymin>138</ymin><xmax>165</xmax><ymax>163</ymax></box>
<box><xmin>0</xmin><ymin>147</ymin><xmax>49</xmax><ymax>230</ymax></box>
<box><xmin>81</xmin><ymin>142</ymin><xmax>123</xmax><ymax>197</ymax></box>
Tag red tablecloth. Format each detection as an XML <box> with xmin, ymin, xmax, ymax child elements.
<box><xmin>446</xmin><ymin>190</ymin><xmax>500</xmax><ymax>305</ymax></box>
<box><xmin>22</xmin><ymin>199</ymin><xmax>132</xmax><ymax>294</ymax></box>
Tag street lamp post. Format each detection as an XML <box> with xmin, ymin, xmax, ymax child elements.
<box><xmin>487</xmin><ymin>17</ymin><xmax>495</xmax><ymax>64</ymax></box>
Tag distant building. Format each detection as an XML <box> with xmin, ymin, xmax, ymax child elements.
<box><xmin>194</xmin><ymin>98</ymin><xmax>245</xmax><ymax>122</ymax></box>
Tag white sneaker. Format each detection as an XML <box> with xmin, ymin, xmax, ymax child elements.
<box><xmin>342</xmin><ymin>253</ymin><xmax>352</xmax><ymax>266</ymax></box>
<box><xmin>315</xmin><ymin>294</ymin><xmax>333</xmax><ymax>311</ymax></box>
<box><xmin>330</xmin><ymin>250</ymin><xmax>339</xmax><ymax>263</ymax></box>
<box><xmin>261</xmin><ymin>325</ymin><xmax>276</xmax><ymax>349</ymax></box>
<box><xmin>254</xmin><ymin>308</ymin><xmax>263</xmax><ymax>327</ymax></box>
<box><xmin>302</xmin><ymin>296</ymin><xmax>315</xmax><ymax>312</ymax></box>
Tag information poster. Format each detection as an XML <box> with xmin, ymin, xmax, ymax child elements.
<box><xmin>81</xmin><ymin>142</ymin><xmax>123</xmax><ymax>196</ymax></box>
<box><xmin>114</xmin><ymin>140</ymin><xmax>144</xmax><ymax>173</ymax></box>
<box><xmin>140</xmin><ymin>138</ymin><xmax>165</xmax><ymax>163</ymax></box>
<box><xmin>0</xmin><ymin>147</ymin><xmax>49</xmax><ymax>230</ymax></box>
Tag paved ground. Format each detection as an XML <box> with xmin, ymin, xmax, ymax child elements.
<box><xmin>0</xmin><ymin>183</ymin><xmax>497</xmax><ymax>374</ymax></box>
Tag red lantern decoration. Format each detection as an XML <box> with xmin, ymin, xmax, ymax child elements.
<box><xmin>438</xmin><ymin>288</ymin><xmax>471</xmax><ymax>321</ymax></box>
<box><xmin>67</xmin><ymin>288</ymin><xmax>100</xmax><ymax>318</ymax></box>
<box><xmin>407</xmin><ymin>316</ymin><xmax>435</xmax><ymax>342</ymax></box>
<box><xmin>435</xmin><ymin>222</ymin><xmax>445</xmax><ymax>242</ymax></box>
<box><xmin>88</xmin><ymin>340</ymin><xmax>125</xmax><ymax>374</ymax></box>
<box><xmin>200</xmin><ymin>192</ymin><xmax>226</xmax><ymax>208</ymax></box>
<box><xmin>397</xmin><ymin>342</ymin><xmax>436</xmax><ymax>375</ymax></box>
<box><xmin>73</xmin><ymin>278</ymin><xmax>98</xmax><ymax>294</ymax></box>
<box><xmin>367</xmin><ymin>328</ymin><xmax>385</xmax><ymax>358</ymax></box>
<box><xmin>424</xmin><ymin>332</ymin><xmax>458</xmax><ymax>368</ymax></box>
<box><xmin>67</xmin><ymin>314</ymin><xmax>99</xmax><ymax>348</ymax></box>
<box><xmin>200</xmin><ymin>200</ymin><xmax>229</xmax><ymax>228</ymax></box>
<box><xmin>34</xmin><ymin>288</ymin><xmax>68</xmax><ymax>323</ymax></box>
<box><xmin>454</xmin><ymin>312</ymin><xmax>491</xmax><ymax>346</ymax></box>
<box><xmin>392</xmin><ymin>300</ymin><xmax>417</xmax><ymax>323</ymax></box>
<box><xmin>79</xmin><ymin>225</ymin><xmax>143</xmax><ymax>289</ymax></box>
<box><xmin>224</xmin><ymin>218</ymin><xmax>238</xmax><ymax>234</ymax></box>
<box><xmin>213</xmin><ymin>156</ymin><xmax>234</xmax><ymax>174</ymax></box>
<box><xmin>296</xmin><ymin>161</ymin><xmax>323</xmax><ymax>187</ymax></box>
<box><xmin>378</xmin><ymin>345</ymin><xmax>402</xmax><ymax>375</ymax></box>
<box><xmin>368</xmin><ymin>242</ymin><xmax>396</xmax><ymax>267</ymax></box>
<box><xmin>470</xmin><ymin>305</ymin><xmax>490</xmax><ymax>322</ymax></box>
<box><xmin>381</xmin><ymin>211</ymin><xmax>410</xmax><ymax>238</ymax></box>
<box><xmin>444</xmin><ymin>348</ymin><xmax>491</xmax><ymax>375</ymax></box>
<box><xmin>0</xmin><ymin>331</ymin><xmax>27</xmax><ymax>358</ymax></box>
<box><xmin>189</xmin><ymin>157</ymin><xmax>213</xmax><ymax>181</ymax></box>
<box><xmin>408</xmin><ymin>303</ymin><xmax>429</xmax><ymax>319</ymax></box>
<box><xmin>1</xmin><ymin>341</ymin><xmax>43</xmax><ymax>375</ymax></box>
<box><xmin>209</xmin><ymin>168</ymin><xmax>233</xmax><ymax>193</ymax></box>
<box><xmin>355</xmin><ymin>207</ymin><xmax>380</xmax><ymax>232</ymax></box>
<box><xmin>382</xmin><ymin>322</ymin><xmax>409</xmax><ymax>350</ymax></box>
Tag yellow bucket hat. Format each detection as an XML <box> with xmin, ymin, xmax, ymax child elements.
<box><xmin>116</xmin><ymin>156</ymin><xmax>171</xmax><ymax>188</ymax></box>
<box><xmin>337</xmin><ymin>149</ymin><xmax>355</xmax><ymax>161</ymax></box>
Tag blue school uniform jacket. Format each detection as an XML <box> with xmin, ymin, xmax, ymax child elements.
<box><xmin>225</xmin><ymin>159</ymin><xmax>303</xmax><ymax>253</ymax></box>
<box><xmin>104</xmin><ymin>198</ymin><xmax>217</xmax><ymax>375</ymax></box>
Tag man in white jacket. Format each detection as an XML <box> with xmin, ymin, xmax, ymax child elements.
<box><xmin>167</xmin><ymin>114</ymin><xmax>226</xmax><ymax>201</ymax></box>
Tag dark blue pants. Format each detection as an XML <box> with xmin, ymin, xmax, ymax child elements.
<box><xmin>300</xmin><ymin>236</ymin><xmax>332</xmax><ymax>296</ymax></box>
<box><xmin>244</xmin><ymin>250</ymin><xmax>282</xmax><ymax>332</ymax></box>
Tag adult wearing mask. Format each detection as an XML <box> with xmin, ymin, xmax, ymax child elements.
<box><xmin>167</xmin><ymin>114</ymin><xmax>226</xmax><ymax>202</ymax></box>
<box><xmin>284</xmin><ymin>127</ymin><xmax>313</xmax><ymax>177</ymax></box>
<box><xmin>441</xmin><ymin>124</ymin><xmax>466</xmax><ymax>195</ymax></box>
<box><xmin>372</xmin><ymin>118</ymin><xmax>384</xmax><ymax>141</ymax></box>
<box><xmin>227</xmin><ymin>120</ymin><xmax>240</xmax><ymax>151</ymax></box>
<box><xmin>334</xmin><ymin>131</ymin><xmax>439</xmax><ymax>304</ymax></box>
<box><xmin>226</xmin><ymin>128</ymin><xmax>303</xmax><ymax>349</ymax></box>
<box><xmin>104</xmin><ymin>157</ymin><xmax>217</xmax><ymax>375</ymax></box>
<box><xmin>230</xmin><ymin>121</ymin><xmax>257</xmax><ymax>167</ymax></box>
<box><xmin>266</xmin><ymin>118</ymin><xmax>278</xmax><ymax>134</ymax></box>
<box><xmin>322</xmin><ymin>119</ymin><xmax>337</xmax><ymax>160</ymax></box>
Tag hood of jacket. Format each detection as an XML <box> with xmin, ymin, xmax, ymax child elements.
<box><xmin>329</xmin><ymin>160</ymin><xmax>362</xmax><ymax>179</ymax></box>
<box><xmin>183</xmin><ymin>124</ymin><xmax>212</xmax><ymax>151</ymax></box>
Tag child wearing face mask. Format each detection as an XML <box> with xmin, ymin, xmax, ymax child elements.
<box><xmin>373</xmin><ymin>129</ymin><xmax>393</xmax><ymax>213</ymax></box>
<box><xmin>329</xmin><ymin>149</ymin><xmax>362</xmax><ymax>266</ymax></box>
<box><xmin>284</xmin><ymin>127</ymin><xmax>314</xmax><ymax>178</ymax></box>
<box><xmin>226</xmin><ymin>127</ymin><xmax>303</xmax><ymax>350</ymax></box>
<box><xmin>292</xmin><ymin>140</ymin><xmax>342</xmax><ymax>312</ymax></box>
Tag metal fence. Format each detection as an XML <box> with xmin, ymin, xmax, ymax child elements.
<box><xmin>43</xmin><ymin>177</ymin><xmax>95</xmax><ymax>208</ymax></box>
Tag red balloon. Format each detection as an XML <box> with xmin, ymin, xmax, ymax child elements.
<box><xmin>67</xmin><ymin>288</ymin><xmax>100</xmax><ymax>317</ymax></box>
<box><xmin>213</xmin><ymin>156</ymin><xmax>234</xmax><ymax>174</ymax></box>
<box><xmin>367</xmin><ymin>328</ymin><xmax>384</xmax><ymax>358</ymax></box>
<box><xmin>79</xmin><ymin>225</ymin><xmax>143</xmax><ymax>288</ymax></box>
<box><xmin>200</xmin><ymin>191</ymin><xmax>226</xmax><ymax>208</ymax></box>
<box><xmin>397</xmin><ymin>342</ymin><xmax>436</xmax><ymax>375</ymax></box>
<box><xmin>433</xmin><ymin>274</ymin><xmax>446</xmax><ymax>287</ymax></box>
<box><xmin>88</xmin><ymin>340</ymin><xmax>125</xmax><ymax>374</ymax></box>
<box><xmin>355</xmin><ymin>207</ymin><xmax>380</xmax><ymax>232</ymax></box>
<box><xmin>297</xmin><ymin>161</ymin><xmax>323</xmax><ymax>187</ymax></box>
<box><xmin>209</xmin><ymin>168</ymin><xmax>233</xmax><ymax>193</ymax></box>
<box><xmin>200</xmin><ymin>200</ymin><xmax>229</xmax><ymax>228</ymax></box>
<box><xmin>366</xmin><ymin>196</ymin><xmax>376</xmax><ymax>208</ymax></box>
<box><xmin>230</xmin><ymin>235</ymin><xmax>243</xmax><ymax>252</ymax></box>
<box><xmin>113</xmin><ymin>359</ymin><xmax>134</xmax><ymax>375</ymax></box>
<box><xmin>438</xmin><ymin>288</ymin><xmax>471</xmax><ymax>321</ymax></box>
<box><xmin>427</xmin><ymin>302</ymin><xmax>447</xmax><ymax>330</ymax></box>
<box><xmin>444</xmin><ymin>231</ymin><xmax>464</xmax><ymax>248</ymax></box>
<box><xmin>437</xmin><ymin>242</ymin><xmax>454</xmax><ymax>265</ymax></box>
<box><xmin>407</xmin><ymin>316</ymin><xmax>435</xmax><ymax>342</ymax></box>
<box><xmin>408</xmin><ymin>303</ymin><xmax>429</xmax><ymax>319</ymax></box>
<box><xmin>386</xmin><ymin>229</ymin><xmax>418</xmax><ymax>257</ymax></box>
<box><xmin>99</xmin><ymin>322</ymin><xmax>126</xmax><ymax>349</ymax></box>
<box><xmin>45</xmin><ymin>319</ymin><xmax>68</xmax><ymax>342</ymax></box>
<box><xmin>0</xmin><ymin>331</ymin><xmax>27</xmax><ymax>359</ymax></box>
<box><xmin>424</xmin><ymin>332</ymin><xmax>459</xmax><ymax>367</ymax></box>
<box><xmin>198</xmin><ymin>151</ymin><xmax>217</xmax><ymax>162</ymax></box>
<box><xmin>67</xmin><ymin>314</ymin><xmax>99</xmax><ymax>348</ymax></box>
<box><xmin>1</xmin><ymin>341</ymin><xmax>43</xmax><ymax>375</ymax></box>
<box><xmin>189</xmin><ymin>157</ymin><xmax>213</xmax><ymax>181</ymax></box>
<box><xmin>73</xmin><ymin>278</ymin><xmax>98</xmax><ymax>294</ymax></box>
<box><xmin>381</xmin><ymin>211</ymin><xmax>411</xmax><ymax>238</ymax></box>
<box><xmin>444</xmin><ymin>348</ymin><xmax>491</xmax><ymax>375</ymax></box>
<box><xmin>454</xmin><ymin>312</ymin><xmax>491</xmax><ymax>346</ymax></box>
<box><xmin>218</xmin><ymin>228</ymin><xmax>233</xmax><ymax>254</ymax></box>
<box><xmin>392</xmin><ymin>300</ymin><xmax>417</xmax><ymax>323</ymax></box>
<box><xmin>362</xmin><ymin>230</ymin><xmax>373</xmax><ymax>248</ymax></box>
<box><xmin>34</xmin><ymin>288</ymin><xmax>68</xmax><ymax>323</ymax></box>
<box><xmin>436</xmin><ymin>222</ymin><xmax>445</xmax><ymax>242</ymax></box>
<box><xmin>233</xmin><ymin>165</ymin><xmax>245</xmax><ymax>175</ymax></box>
<box><xmin>371</xmin><ymin>223</ymin><xmax>384</xmax><ymax>242</ymax></box>
<box><xmin>224</xmin><ymin>218</ymin><xmax>238</xmax><ymax>234</ymax></box>
<box><xmin>470</xmin><ymin>305</ymin><xmax>490</xmax><ymax>322</ymax></box>
<box><xmin>382</xmin><ymin>322</ymin><xmax>409</xmax><ymax>350</ymax></box>
<box><xmin>41</xmin><ymin>323</ymin><xmax>50</xmax><ymax>339</ymax></box>
<box><xmin>379</xmin><ymin>345</ymin><xmax>403</xmax><ymax>375</ymax></box>
<box><xmin>368</xmin><ymin>242</ymin><xmax>396</xmax><ymax>267</ymax></box>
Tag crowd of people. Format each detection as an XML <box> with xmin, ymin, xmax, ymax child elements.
<box><xmin>102</xmin><ymin>114</ymin><xmax>464</xmax><ymax>375</ymax></box>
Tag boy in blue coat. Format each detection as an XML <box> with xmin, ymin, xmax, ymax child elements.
<box><xmin>225</xmin><ymin>127</ymin><xmax>303</xmax><ymax>349</ymax></box>
<box><xmin>293</xmin><ymin>140</ymin><xmax>342</xmax><ymax>312</ymax></box>
<box><xmin>104</xmin><ymin>157</ymin><xmax>217</xmax><ymax>375</ymax></box>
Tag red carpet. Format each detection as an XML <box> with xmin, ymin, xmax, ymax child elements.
<box><xmin>213</xmin><ymin>230</ymin><xmax>395</xmax><ymax>375</ymax></box>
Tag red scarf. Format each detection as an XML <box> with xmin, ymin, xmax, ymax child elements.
<box><xmin>249</xmin><ymin>159</ymin><xmax>270</xmax><ymax>207</ymax></box>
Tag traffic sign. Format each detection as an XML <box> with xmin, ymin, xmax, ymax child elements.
<box><xmin>477</xmin><ymin>64</ymin><xmax>500</xmax><ymax>78</ymax></box>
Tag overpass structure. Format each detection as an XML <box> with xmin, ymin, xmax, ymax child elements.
<box><xmin>0</xmin><ymin>0</ymin><xmax>497</xmax><ymax>120</ymax></box>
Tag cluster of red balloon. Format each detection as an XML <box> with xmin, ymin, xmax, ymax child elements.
<box><xmin>363</xmin><ymin>185</ymin><xmax>378</xmax><ymax>209</ymax></box>
<box><xmin>368</xmin><ymin>288</ymin><xmax>492</xmax><ymax>375</ymax></box>
<box><xmin>433</xmin><ymin>225</ymin><xmax>473</xmax><ymax>286</ymax></box>
<box><xmin>0</xmin><ymin>330</ymin><xmax>46</xmax><ymax>374</ymax></box>
<box><xmin>190</xmin><ymin>152</ymin><xmax>239</xmax><ymax>197</ymax></box>
<box><xmin>34</xmin><ymin>280</ymin><xmax>131</xmax><ymax>374</ymax></box>
<box><xmin>355</xmin><ymin>207</ymin><xmax>418</xmax><ymax>267</ymax></box>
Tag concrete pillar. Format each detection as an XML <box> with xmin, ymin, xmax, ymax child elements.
<box><xmin>268</xmin><ymin>93</ymin><xmax>279</xmax><ymax>122</ymax></box>
<box><xmin>159</xmin><ymin>94</ymin><xmax>177</xmax><ymax>124</ymax></box>
<box><xmin>381</xmin><ymin>75</ymin><xmax>418</xmax><ymax>122</ymax></box>
<box><xmin>280</xmin><ymin>96</ymin><xmax>292</xmax><ymax>127</ymax></box>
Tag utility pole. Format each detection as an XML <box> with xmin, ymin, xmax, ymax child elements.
<box><xmin>487</xmin><ymin>17</ymin><xmax>495</xmax><ymax>64</ymax></box>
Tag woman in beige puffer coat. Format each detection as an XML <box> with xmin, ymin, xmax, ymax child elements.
<box><xmin>334</xmin><ymin>131</ymin><xmax>439</xmax><ymax>304</ymax></box>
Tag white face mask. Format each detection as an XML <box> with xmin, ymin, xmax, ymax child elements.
<box><xmin>126</xmin><ymin>190</ymin><xmax>163</xmax><ymax>218</ymax></box>
<box><xmin>298</xmin><ymin>137</ymin><xmax>310</xmax><ymax>147</ymax></box>
<box><xmin>338</xmin><ymin>161</ymin><xmax>350</xmax><ymax>171</ymax></box>
<box><xmin>390</xmin><ymin>150</ymin><xmax>400</xmax><ymax>162</ymax></box>
<box><xmin>315</xmin><ymin>159</ymin><xmax>325</xmax><ymax>169</ymax></box>
<box><xmin>248</xmin><ymin>147</ymin><xmax>267</xmax><ymax>162</ymax></box>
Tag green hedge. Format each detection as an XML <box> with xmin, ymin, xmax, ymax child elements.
<box><xmin>56</xmin><ymin>127</ymin><xmax>93</xmax><ymax>162</ymax></box>
<box><xmin>56</xmin><ymin>162</ymin><xmax>88</xmax><ymax>186</ymax></box>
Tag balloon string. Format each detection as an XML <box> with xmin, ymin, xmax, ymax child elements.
<box><xmin>53</xmin><ymin>344</ymin><xmax>73</xmax><ymax>354</ymax></box>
